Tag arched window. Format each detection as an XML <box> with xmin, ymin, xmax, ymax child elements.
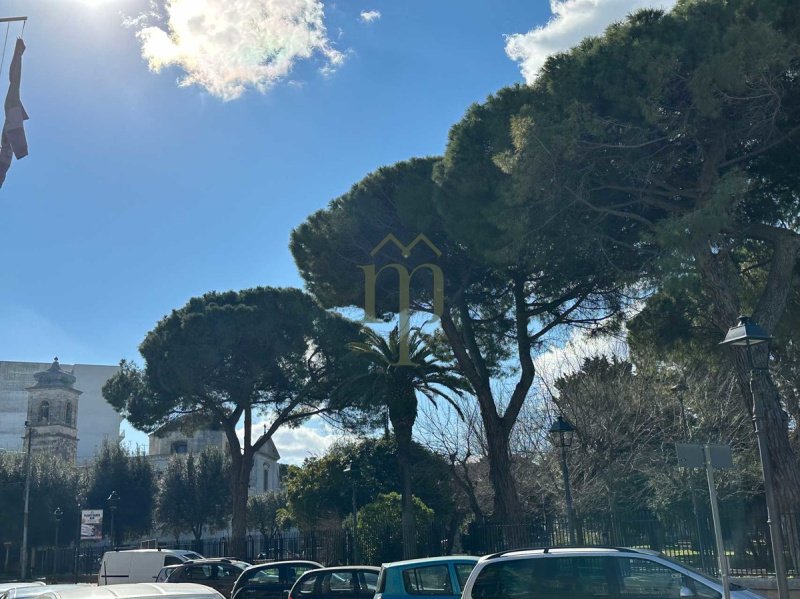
<box><xmin>65</xmin><ymin>403</ymin><xmax>73</xmax><ymax>426</ymax></box>
<box><xmin>39</xmin><ymin>401</ymin><xmax>50</xmax><ymax>423</ymax></box>
<box><xmin>263</xmin><ymin>465</ymin><xmax>270</xmax><ymax>492</ymax></box>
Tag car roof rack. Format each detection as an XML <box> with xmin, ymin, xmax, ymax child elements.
<box><xmin>483</xmin><ymin>546</ymin><xmax>635</xmax><ymax>560</ymax></box>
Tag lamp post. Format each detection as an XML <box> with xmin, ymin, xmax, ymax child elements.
<box><xmin>20</xmin><ymin>422</ymin><xmax>34</xmax><ymax>580</ymax></box>
<box><xmin>343</xmin><ymin>462</ymin><xmax>359</xmax><ymax>564</ymax></box>
<box><xmin>106</xmin><ymin>491</ymin><xmax>120</xmax><ymax>548</ymax></box>
<box><xmin>670</xmin><ymin>382</ymin><xmax>708</xmax><ymax>571</ymax></box>
<box><xmin>549</xmin><ymin>415</ymin><xmax>576</xmax><ymax>545</ymax></box>
<box><xmin>53</xmin><ymin>507</ymin><xmax>63</xmax><ymax>575</ymax></box>
<box><xmin>720</xmin><ymin>316</ymin><xmax>788</xmax><ymax>599</ymax></box>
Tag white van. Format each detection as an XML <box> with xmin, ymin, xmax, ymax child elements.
<box><xmin>35</xmin><ymin>583</ymin><xmax>223</xmax><ymax>599</ymax></box>
<box><xmin>98</xmin><ymin>550</ymin><xmax>203</xmax><ymax>586</ymax></box>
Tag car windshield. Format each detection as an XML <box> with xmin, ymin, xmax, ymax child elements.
<box><xmin>657</xmin><ymin>555</ymin><xmax>744</xmax><ymax>591</ymax></box>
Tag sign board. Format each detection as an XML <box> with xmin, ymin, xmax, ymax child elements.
<box><xmin>81</xmin><ymin>509</ymin><xmax>103</xmax><ymax>540</ymax></box>
<box><xmin>676</xmin><ymin>443</ymin><xmax>704</xmax><ymax>468</ymax></box>
<box><xmin>676</xmin><ymin>443</ymin><xmax>734</xmax><ymax>469</ymax></box>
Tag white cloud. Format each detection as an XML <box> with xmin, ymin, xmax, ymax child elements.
<box><xmin>134</xmin><ymin>0</ymin><xmax>345</xmax><ymax>101</ymax></box>
<box><xmin>238</xmin><ymin>416</ymin><xmax>349</xmax><ymax>465</ymax></box>
<box><xmin>359</xmin><ymin>10</ymin><xmax>381</xmax><ymax>23</ymax></box>
<box><xmin>505</xmin><ymin>0</ymin><xmax>678</xmax><ymax>83</ymax></box>
<box><xmin>533</xmin><ymin>327</ymin><xmax>629</xmax><ymax>389</ymax></box>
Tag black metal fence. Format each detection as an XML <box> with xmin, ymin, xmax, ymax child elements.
<box><xmin>7</xmin><ymin>509</ymin><xmax>799</xmax><ymax>580</ymax></box>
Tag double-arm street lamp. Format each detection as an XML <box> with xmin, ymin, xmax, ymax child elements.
<box><xmin>549</xmin><ymin>415</ymin><xmax>577</xmax><ymax>545</ymax></box>
<box><xmin>107</xmin><ymin>491</ymin><xmax>120</xmax><ymax>547</ymax></box>
<box><xmin>720</xmin><ymin>316</ymin><xmax>788</xmax><ymax>599</ymax></box>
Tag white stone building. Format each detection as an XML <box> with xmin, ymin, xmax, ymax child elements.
<box><xmin>0</xmin><ymin>359</ymin><xmax>123</xmax><ymax>463</ymax></box>
<box><xmin>148</xmin><ymin>422</ymin><xmax>282</xmax><ymax>494</ymax></box>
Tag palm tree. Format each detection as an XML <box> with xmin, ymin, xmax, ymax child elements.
<box><xmin>346</xmin><ymin>325</ymin><xmax>468</xmax><ymax>559</ymax></box>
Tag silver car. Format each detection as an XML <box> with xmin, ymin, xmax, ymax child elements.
<box><xmin>461</xmin><ymin>547</ymin><xmax>766</xmax><ymax>599</ymax></box>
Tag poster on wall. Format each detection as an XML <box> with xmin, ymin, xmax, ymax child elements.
<box><xmin>80</xmin><ymin>509</ymin><xmax>103</xmax><ymax>540</ymax></box>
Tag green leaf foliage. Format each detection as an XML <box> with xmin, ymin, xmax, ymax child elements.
<box><xmin>156</xmin><ymin>447</ymin><xmax>231</xmax><ymax>541</ymax></box>
<box><xmin>85</xmin><ymin>442</ymin><xmax>156</xmax><ymax>544</ymax></box>
<box><xmin>0</xmin><ymin>452</ymin><xmax>82</xmax><ymax>548</ymax></box>
<box><xmin>353</xmin><ymin>492</ymin><xmax>434</xmax><ymax>565</ymax></box>
<box><xmin>283</xmin><ymin>437</ymin><xmax>456</xmax><ymax>529</ymax></box>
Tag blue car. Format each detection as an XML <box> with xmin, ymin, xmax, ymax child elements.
<box><xmin>374</xmin><ymin>555</ymin><xmax>479</xmax><ymax>599</ymax></box>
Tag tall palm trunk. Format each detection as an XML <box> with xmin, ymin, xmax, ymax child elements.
<box><xmin>389</xmin><ymin>387</ymin><xmax>418</xmax><ymax>560</ymax></box>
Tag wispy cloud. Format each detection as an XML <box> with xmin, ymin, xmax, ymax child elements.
<box><xmin>505</xmin><ymin>0</ymin><xmax>677</xmax><ymax>83</ymax></box>
<box><xmin>359</xmin><ymin>10</ymin><xmax>381</xmax><ymax>23</ymax></box>
<box><xmin>133</xmin><ymin>0</ymin><xmax>345</xmax><ymax>101</ymax></box>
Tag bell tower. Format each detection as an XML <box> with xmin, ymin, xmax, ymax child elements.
<box><xmin>25</xmin><ymin>358</ymin><xmax>81</xmax><ymax>463</ymax></box>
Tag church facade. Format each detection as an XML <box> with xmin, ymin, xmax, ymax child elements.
<box><xmin>148</xmin><ymin>422</ymin><xmax>281</xmax><ymax>494</ymax></box>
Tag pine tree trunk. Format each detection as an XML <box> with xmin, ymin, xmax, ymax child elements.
<box><xmin>229</xmin><ymin>452</ymin><xmax>253</xmax><ymax>559</ymax></box>
<box><xmin>482</xmin><ymin>409</ymin><xmax>523</xmax><ymax>522</ymax></box>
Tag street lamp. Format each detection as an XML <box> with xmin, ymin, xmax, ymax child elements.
<box><xmin>549</xmin><ymin>415</ymin><xmax>576</xmax><ymax>545</ymax></box>
<box><xmin>53</xmin><ymin>507</ymin><xmax>63</xmax><ymax>575</ymax></box>
<box><xmin>107</xmin><ymin>491</ymin><xmax>120</xmax><ymax>547</ymax></box>
<box><xmin>20</xmin><ymin>422</ymin><xmax>34</xmax><ymax>580</ymax></box>
<box><xmin>720</xmin><ymin>316</ymin><xmax>788</xmax><ymax>599</ymax></box>
<box><xmin>343</xmin><ymin>461</ymin><xmax>359</xmax><ymax>563</ymax></box>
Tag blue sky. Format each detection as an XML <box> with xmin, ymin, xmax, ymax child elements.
<box><xmin>0</xmin><ymin>0</ymin><xmax>671</xmax><ymax>461</ymax></box>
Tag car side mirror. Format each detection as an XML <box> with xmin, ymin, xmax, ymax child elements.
<box><xmin>680</xmin><ymin>586</ymin><xmax>696</xmax><ymax>598</ymax></box>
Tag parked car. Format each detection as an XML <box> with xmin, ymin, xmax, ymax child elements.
<box><xmin>99</xmin><ymin>550</ymin><xmax>205</xmax><ymax>585</ymax></box>
<box><xmin>374</xmin><ymin>556</ymin><xmax>479</xmax><ymax>599</ymax></box>
<box><xmin>166</xmin><ymin>559</ymin><xmax>250</xmax><ymax>598</ymax></box>
<box><xmin>232</xmin><ymin>561</ymin><xmax>323</xmax><ymax>599</ymax></box>
<box><xmin>460</xmin><ymin>547</ymin><xmax>767</xmax><ymax>599</ymax></box>
<box><xmin>33</xmin><ymin>583</ymin><xmax>224</xmax><ymax>599</ymax></box>
<box><xmin>288</xmin><ymin>566</ymin><xmax>380</xmax><ymax>599</ymax></box>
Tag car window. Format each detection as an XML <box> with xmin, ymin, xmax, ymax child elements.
<box><xmin>358</xmin><ymin>571</ymin><xmax>378</xmax><ymax>592</ymax></box>
<box><xmin>616</xmin><ymin>558</ymin><xmax>687</xmax><ymax>599</ymax></box>
<box><xmin>296</xmin><ymin>574</ymin><xmax>317</xmax><ymax>596</ymax></box>
<box><xmin>471</xmin><ymin>556</ymin><xmax>612</xmax><ymax>599</ymax></box>
<box><xmin>156</xmin><ymin>568</ymin><xmax>173</xmax><ymax>582</ymax></box>
<box><xmin>218</xmin><ymin>564</ymin><xmax>242</xmax><ymax>580</ymax></box>
<box><xmin>376</xmin><ymin>569</ymin><xmax>387</xmax><ymax>594</ymax></box>
<box><xmin>164</xmin><ymin>556</ymin><xmax>183</xmax><ymax>566</ymax></box>
<box><xmin>322</xmin><ymin>572</ymin><xmax>356</xmax><ymax>594</ymax></box>
<box><xmin>290</xmin><ymin>565</ymin><xmax>317</xmax><ymax>582</ymax></box>
<box><xmin>454</xmin><ymin>563</ymin><xmax>475</xmax><ymax>589</ymax></box>
<box><xmin>246</xmin><ymin>567</ymin><xmax>281</xmax><ymax>584</ymax></box>
<box><xmin>402</xmin><ymin>565</ymin><xmax>453</xmax><ymax>595</ymax></box>
<box><xmin>185</xmin><ymin>565</ymin><xmax>214</xmax><ymax>581</ymax></box>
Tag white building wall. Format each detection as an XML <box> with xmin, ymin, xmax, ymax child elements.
<box><xmin>0</xmin><ymin>361</ymin><xmax>122</xmax><ymax>463</ymax></box>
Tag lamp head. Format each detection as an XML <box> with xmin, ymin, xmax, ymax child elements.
<box><xmin>720</xmin><ymin>316</ymin><xmax>772</xmax><ymax>347</ymax></box>
<box><xmin>549</xmin><ymin>415</ymin><xmax>576</xmax><ymax>448</ymax></box>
